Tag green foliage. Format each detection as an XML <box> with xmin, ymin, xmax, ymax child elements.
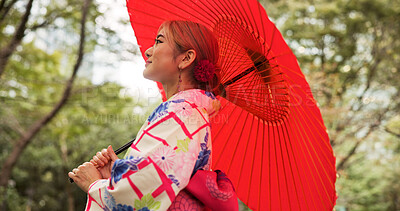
<box><xmin>0</xmin><ymin>0</ymin><xmax>150</xmax><ymax>210</ymax></box>
<box><xmin>1</xmin><ymin>49</ymin><xmax>149</xmax><ymax>209</ymax></box>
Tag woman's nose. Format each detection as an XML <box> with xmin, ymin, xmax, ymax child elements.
<box><xmin>145</xmin><ymin>47</ymin><xmax>153</xmax><ymax>58</ymax></box>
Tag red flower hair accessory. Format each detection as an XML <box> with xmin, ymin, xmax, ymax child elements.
<box><xmin>194</xmin><ymin>60</ymin><xmax>215</xmax><ymax>82</ymax></box>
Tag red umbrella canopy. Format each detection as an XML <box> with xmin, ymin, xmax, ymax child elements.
<box><xmin>126</xmin><ymin>0</ymin><xmax>337</xmax><ymax>210</ymax></box>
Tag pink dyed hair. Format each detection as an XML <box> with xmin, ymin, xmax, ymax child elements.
<box><xmin>158</xmin><ymin>20</ymin><xmax>220</xmax><ymax>93</ymax></box>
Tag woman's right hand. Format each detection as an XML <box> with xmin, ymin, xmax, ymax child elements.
<box><xmin>90</xmin><ymin>145</ymin><xmax>118</xmax><ymax>179</ymax></box>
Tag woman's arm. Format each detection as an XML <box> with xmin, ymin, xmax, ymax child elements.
<box><xmin>85</xmin><ymin>101</ymin><xmax>211</xmax><ymax>211</ymax></box>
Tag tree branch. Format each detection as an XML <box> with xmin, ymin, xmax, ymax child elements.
<box><xmin>336</xmin><ymin>107</ymin><xmax>389</xmax><ymax>171</ymax></box>
<box><xmin>0</xmin><ymin>0</ymin><xmax>18</xmax><ymax>24</ymax></box>
<box><xmin>0</xmin><ymin>0</ymin><xmax>6</xmax><ymax>13</ymax></box>
<box><xmin>385</xmin><ymin>127</ymin><xmax>400</xmax><ymax>139</ymax></box>
<box><xmin>0</xmin><ymin>0</ymin><xmax>33</xmax><ymax>78</ymax></box>
<box><xmin>0</xmin><ymin>0</ymin><xmax>92</xmax><ymax>196</ymax></box>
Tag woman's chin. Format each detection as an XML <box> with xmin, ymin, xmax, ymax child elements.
<box><xmin>142</xmin><ymin>69</ymin><xmax>152</xmax><ymax>80</ymax></box>
<box><xmin>143</xmin><ymin>72</ymin><xmax>159</xmax><ymax>82</ymax></box>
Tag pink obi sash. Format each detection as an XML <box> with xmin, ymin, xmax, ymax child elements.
<box><xmin>168</xmin><ymin>170</ymin><xmax>239</xmax><ymax>211</ymax></box>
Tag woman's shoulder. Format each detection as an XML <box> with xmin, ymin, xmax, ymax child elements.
<box><xmin>147</xmin><ymin>89</ymin><xmax>220</xmax><ymax>123</ymax></box>
<box><xmin>170</xmin><ymin>89</ymin><xmax>220</xmax><ymax>115</ymax></box>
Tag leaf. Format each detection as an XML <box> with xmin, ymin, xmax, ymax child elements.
<box><xmin>149</xmin><ymin>201</ymin><xmax>161</xmax><ymax>210</ymax></box>
<box><xmin>134</xmin><ymin>199</ymin><xmax>142</xmax><ymax>210</ymax></box>
<box><xmin>176</xmin><ymin>137</ymin><xmax>190</xmax><ymax>153</ymax></box>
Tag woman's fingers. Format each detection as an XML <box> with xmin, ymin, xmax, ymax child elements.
<box><xmin>90</xmin><ymin>159</ymin><xmax>97</xmax><ymax>166</ymax></box>
<box><xmin>101</xmin><ymin>148</ymin><xmax>110</xmax><ymax>160</ymax></box>
<box><xmin>96</xmin><ymin>151</ymin><xmax>108</xmax><ymax>164</ymax></box>
<box><xmin>92</xmin><ymin>155</ymin><xmax>104</xmax><ymax>166</ymax></box>
<box><xmin>107</xmin><ymin>145</ymin><xmax>119</xmax><ymax>161</ymax></box>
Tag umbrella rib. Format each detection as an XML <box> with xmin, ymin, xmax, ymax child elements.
<box><xmin>226</xmin><ymin>112</ymin><xmax>251</xmax><ymax>174</ymax></box>
<box><xmin>257</xmin><ymin>119</ymin><xmax>266</xmax><ymax>211</ymax></box>
<box><xmin>290</xmin><ymin>96</ymin><xmax>335</xmax><ymax>208</ymax></box>
<box><xmin>267</xmin><ymin>121</ymin><xmax>272</xmax><ymax>211</ymax></box>
<box><xmin>290</xmin><ymin>111</ymin><xmax>326</xmax><ymax>210</ymax></box>
<box><xmin>289</xmin><ymin>115</ymin><xmax>319</xmax><ymax>210</ymax></box>
<box><xmin>245</xmin><ymin>116</ymin><xmax>260</xmax><ymax>204</ymax></box>
<box><xmin>176</xmin><ymin>0</ymin><xmax>216</xmax><ymax>25</ymax></box>
<box><xmin>245</xmin><ymin>0</ymin><xmax>261</xmax><ymax>39</ymax></box>
<box><xmin>227</xmin><ymin>98</ymin><xmax>288</xmax><ymax>115</ymax></box>
<box><xmin>281</xmin><ymin>119</ymin><xmax>303</xmax><ymax>209</ymax></box>
<box><xmin>210</xmin><ymin>99</ymin><xmax>235</xmax><ymax>140</ymax></box>
<box><xmin>290</xmin><ymin>90</ymin><xmax>335</xmax><ymax>172</ymax></box>
<box><xmin>219</xmin><ymin>30</ymin><xmax>252</xmax><ymax>80</ymax></box>
<box><xmin>291</xmin><ymin>102</ymin><xmax>337</xmax><ymax>193</ymax></box>
<box><xmin>232</xmin><ymin>0</ymin><xmax>254</xmax><ymax>34</ymax></box>
<box><xmin>285</xmin><ymin>80</ymin><xmax>336</xmax><ymax>166</ymax></box>
<box><xmin>226</xmin><ymin>94</ymin><xmax>289</xmax><ymax>109</ymax></box>
<box><xmin>218</xmin><ymin>31</ymin><xmax>244</xmax><ymax>79</ymax></box>
<box><xmin>275</xmin><ymin>121</ymin><xmax>292</xmax><ymax>209</ymax></box>
<box><xmin>213</xmin><ymin>109</ymin><xmax>245</xmax><ymax>168</ymax></box>
<box><xmin>125</xmin><ymin>5</ymin><xmax>165</xmax><ymax>22</ymax></box>
<box><xmin>265</xmin><ymin>25</ymin><xmax>277</xmax><ymax>58</ymax></box>
<box><xmin>272</xmin><ymin>122</ymin><xmax>283</xmax><ymax>209</ymax></box>
<box><xmin>282</xmin><ymin>119</ymin><xmax>309</xmax><ymax>210</ymax></box>
<box><xmin>225</xmin><ymin>101</ymin><xmax>288</xmax><ymax>118</ymax></box>
<box><xmin>285</xmin><ymin>76</ymin><xmax>332</xmax><ymax>136</ymax></box>
<box><xmin>128</xmin><ymin>1</ymin><xmax>186</xmax><ymax>21</ymax></box>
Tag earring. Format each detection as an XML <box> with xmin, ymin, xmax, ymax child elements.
<box><xmin>177</xmin><ymin>68</ymin><xmax>182</xmax><ymax>92</ymax></box>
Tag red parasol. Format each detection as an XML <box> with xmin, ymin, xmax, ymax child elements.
<box><xmin>126</xmin><ymin>0</ymin><xmax>337</xmax><ymax>210</ymax></box>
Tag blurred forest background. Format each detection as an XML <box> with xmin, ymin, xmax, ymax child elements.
<box><xmin>0</xmin><ymin>0</ymin><xmax>399</xmax><ymax>210</ymax></box>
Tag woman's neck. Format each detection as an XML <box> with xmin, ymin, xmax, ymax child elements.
<box><xmin>162</xmin><ymin>77</ymin><xmax>195</xmax><ymax>99</ymax></box>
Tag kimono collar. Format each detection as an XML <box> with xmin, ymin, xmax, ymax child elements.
<box><xmin>169</xmin><ymin>89</ymin><xmax>221</xmax><ymax>118</ymax></box>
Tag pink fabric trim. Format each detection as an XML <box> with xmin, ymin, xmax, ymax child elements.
<box><xmin>191</xmin><ymin>123</ymin><xmax>210</xmax><ymax>137</ymax></box>
<box><xmin>88</xmin><ymin>179</ymin><xmax>102</xmax><ymax>192</ymax></box>
<box><xmin>194</xmin><ymin>107</ymin><xmax>209</xmax><ymax>124</ymax></box>
<box><xmin>149</xmin><ymin>158</ymin><xmax>175</xmax><ymax>202</ymax></box>
<box><xmin>86</xmin><ymin>191</ymin><xmax>103</xmax><ymax>211</ymax></box>
<box><xmin>144</xmin><ymin>130</ymin><xmax>169</xmax><ymax>145</ymax></box>
<box><xmin>171</xmin><ymin>113</ymin><xmax>193</xmax><ymax>139</ymax></box>
<box><xmin>128</xmin><ymin>176</ymin><xmax>143</xmax><ymax>199</ymax></box>
<box><xmin>99</xmin><ymin>189</ymin><xmax>104</xmax><ymax>207</ymax></box>
<box><xmin>117</xmin><ymin>159</ymin><xmax>154</xmax><ymax>199</ymax></box>
<box><xmin>130</xmin><ymin>144</ymin><xmax>140</xmax><ymax>151</ymax></box>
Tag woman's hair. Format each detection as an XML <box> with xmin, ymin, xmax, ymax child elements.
<box><xmin>158</xmin><ymin>20</ymin><xmax>220</xmax><ymax>93</ymax></box>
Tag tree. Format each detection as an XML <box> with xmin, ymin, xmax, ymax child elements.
<box><xmin>0</xmin><ymin>0</ymin><xmax>152</xmax><ymax>209</ymax></box>
<box><xmin>0</xmin><ymin>0</ymin><xmax>34</xmax><ymax>77</ymax></box>
<box><xmin>0</xmin><ymin>0</ymin><xmax>92</xmax><ymax>209</ymax></box>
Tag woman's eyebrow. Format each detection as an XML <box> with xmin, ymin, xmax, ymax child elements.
<box><xmin>156</xmin><ymin>34</ymin><xmax>165</xmax><ymax>39</ymax></box>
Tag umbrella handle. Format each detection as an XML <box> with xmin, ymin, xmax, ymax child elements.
<box><xmin>69</xmin><ymin>138</ymin><xmax>136</xmax><ymax>183</ymax></box>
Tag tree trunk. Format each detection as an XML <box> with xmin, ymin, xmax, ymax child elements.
<box><xmin>59</xmin><ymin>130</ymin><xmax>75</xmax><ymax>211</ymax></box>
<box><xmin>0</xmin><ymin>0</ymin><xmax>33</xmax><ymax>78</ymax></box>
<box><xmin>0</xmin><ymin>0</ymin><xmax>91</xmax><ymax>209</ymax></box>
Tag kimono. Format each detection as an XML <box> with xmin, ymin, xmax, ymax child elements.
<box><xmin>85</xmin><ymin>89</ymin><xmax>221</xmax><ymax>211</ymax></box>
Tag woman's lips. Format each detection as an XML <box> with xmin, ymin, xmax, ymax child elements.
<box><xmin>145</xmin><ymin>61</ymin><xmax>152</xmax><ymax>67</ymax></box>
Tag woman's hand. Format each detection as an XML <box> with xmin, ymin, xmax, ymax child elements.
<box><xmin>90</xmin><ymin>145</ymin><xmax>118</xmax><ymax>179</ymax></box>
<box><xmin>68</xmin><ymin>162</ymin><xmax>101</xmax><ymax>193</ymax></box>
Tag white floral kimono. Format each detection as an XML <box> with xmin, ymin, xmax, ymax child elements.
<box><xmin>85</xmin><ymin>89</ymin><xmax>221</xmax><ymax>211</ymax></box>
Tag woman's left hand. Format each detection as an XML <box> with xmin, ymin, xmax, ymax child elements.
<box><xmin>68</xmin><ymin>162</ymin><xmax>102</xmax><ymax>193</ymax></box>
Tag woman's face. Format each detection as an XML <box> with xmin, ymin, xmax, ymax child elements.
<box><xmin>143</xmin><ymin>29</ymin><xmax>180</xmax><ymax>83</ymax></box>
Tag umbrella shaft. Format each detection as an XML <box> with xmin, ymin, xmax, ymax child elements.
<box><xmin>69</xmin><ymin>138</ymin><xmax>136</xmax><ymax>183</ymax></box>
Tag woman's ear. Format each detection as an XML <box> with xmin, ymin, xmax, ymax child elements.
<box><xmin>179</xmin><ymin>49</ymin><xmax>196</xmax><ymax>70</ymax></box>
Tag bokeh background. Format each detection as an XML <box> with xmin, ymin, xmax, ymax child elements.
<box><xmin>0</xmin><ymin>0</ymin><xmax>399</xmax><ymax>210</ymax></box>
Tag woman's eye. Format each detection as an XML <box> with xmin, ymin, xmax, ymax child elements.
<box><xmin>155</xmin><ymin>39</ymin><xmax>162</xmax><ymax>44</ymax></box>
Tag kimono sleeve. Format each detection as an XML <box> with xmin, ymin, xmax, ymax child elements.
<box><xmin>85</xmin><ymin>100</ymin><xmax>211</xmax><ymax>211</ymax></box>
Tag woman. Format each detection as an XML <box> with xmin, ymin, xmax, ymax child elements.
<box><xmin>68</xmin><ymin>20</ymin><xmax>237</xmax><ymax>210</ymax></box>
